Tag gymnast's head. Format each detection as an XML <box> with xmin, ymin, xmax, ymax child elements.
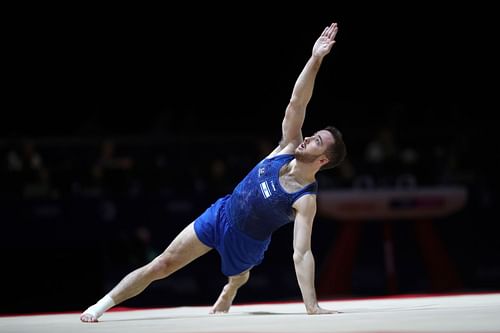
<box><xmin>294</xmin><ymin>126</ymin><xmax>346</xmax><ymax>171</ymax></box>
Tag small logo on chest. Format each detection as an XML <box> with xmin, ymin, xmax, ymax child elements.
<box><xmin>258</xmin><ymin>167</ymin><xmax>265</xmax><ymax>177</ymax></box>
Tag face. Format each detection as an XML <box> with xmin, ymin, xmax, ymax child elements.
<box><xmin>294</xmin><ymin>129</ymin><xmax>334</xmax><ymax>164</ymax></box>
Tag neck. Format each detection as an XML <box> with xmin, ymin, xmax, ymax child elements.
<box><xmin>288</xmin><ymin>159</ymin><xmax>317</xmax><ymax>184</ymax></box>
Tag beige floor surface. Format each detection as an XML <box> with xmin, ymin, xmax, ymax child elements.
<box><xmin>1</xmin><ymin>293</ymin><xmax>500</xmax><ymax>333</ymax></box>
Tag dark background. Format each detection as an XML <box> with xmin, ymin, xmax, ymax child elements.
<box><xmin>1</xmin><ymin>3</ymin><xmax>498</xmax><ymax>314</ymax></box>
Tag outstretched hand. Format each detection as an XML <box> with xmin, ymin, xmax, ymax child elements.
<box><xmin>312</xmin><ymin>22</ymin><xmax>338</xmax><ymax>58</ymax></box>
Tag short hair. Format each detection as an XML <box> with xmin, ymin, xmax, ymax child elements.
<box><xmin>320</xmin><ymin>126</ymin><xmax>347</xmax><ymax>171</ymax></box>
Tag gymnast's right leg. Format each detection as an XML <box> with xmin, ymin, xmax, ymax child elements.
<box><xmin>80</xmin><ymin>222</ymin><xmax>212</xmax><ymax>322</ymax></box>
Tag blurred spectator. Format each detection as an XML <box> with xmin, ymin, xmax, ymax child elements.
<box><xmin>5</xmin><ymin>141</ymin><xmax>58</xmax><ymax>198</ymax></box>
<box><xmin>363</xmin><ymin>127</ymin><xmax>400</xmax><ymax>186</ymax></box>
<box><xmin>6</xmin><ymin>141</ymin><xmax>43</xmax><ymax>173</ymax></box>
<box><xmin>93</xmin><ymin>140</ymin><xmax>135</xmax><ymax>195</ymax></box>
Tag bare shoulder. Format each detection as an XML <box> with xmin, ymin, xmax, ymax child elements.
<box><xmin>266</xmin><ymin>142</ymin><xmax>297</xmax><ymax>159</ymax></box>
<box><xmin>292</xmin><ymin>193</ymin><xmax>317</xmax><ymax>214</ymax></box>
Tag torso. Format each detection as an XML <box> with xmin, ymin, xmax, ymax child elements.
<box><xmin>225</xmin><ymin>153</ymin><xmax>317</xmax><ymax>240</ymax></box>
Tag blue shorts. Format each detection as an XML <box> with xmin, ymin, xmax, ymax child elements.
<box><xmin>194</xmin><ymin>195</ymin><xmax>271</xmax><ymax>277</ymax></box>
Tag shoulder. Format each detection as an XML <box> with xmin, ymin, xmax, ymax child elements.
<box><xmin>292</xmin><ymin>193</ymin><xmax>317</xmax><ymax>215</ymax></box>
<box><xmin>265</xmin><ymin>142</ymin><xmax>296</xmax><ymax>159</ymax></box>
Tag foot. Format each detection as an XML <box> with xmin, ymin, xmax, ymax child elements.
<box><xmin>80</xmin><ymin>295</ymin><xmax>115</xmax><ymax>323</ymax></box>
<box><xmin>209</xmin><ymin>285</ymin><xmax>236</xmax><ymax>314</ymax></box>
<box><xmin>80</xmin><ymin>305</ymin><xmax>103</xmax><ymax>323</ymax></box>
<box><xmin>80</xmin><ymin>311</ymin><xmax>99</xmax><ymax>323</ymax></box>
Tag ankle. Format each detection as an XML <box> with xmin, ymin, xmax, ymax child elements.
<box><xmin>85</xmin><ymin>294</ymin><xmax>116</xmax><ymax>318</ymax></box>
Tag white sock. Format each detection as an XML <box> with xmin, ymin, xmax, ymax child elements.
<box><xmin>83</xmin><ymin>294</ymin><xmax>116</xmax><ymax>319</ymax></box>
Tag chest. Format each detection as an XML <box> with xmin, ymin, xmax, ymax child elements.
<box><xmin>278</xmin><ymin>173</ymin><xmax>304</xmax><ymax>193</ymax></box>
<box><xmin>255</xmin><ymin>157</ymin><xmax>304</xmax><ymax>194</ymax></box>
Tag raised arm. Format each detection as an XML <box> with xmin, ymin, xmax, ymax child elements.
<box><xmin>278</xmin><ymin>22</ymin><xmax>338</xmax><ymax>154</ymax></box>
<box><xmin>292</xmin><ymin>195</ymin><xmax>338</xmax><ymax>314</ymax></box>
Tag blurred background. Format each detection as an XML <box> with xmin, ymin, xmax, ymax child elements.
<box><xmin>1</xmin><ymin>3</ymin><xmax>498</xmax><ymax>314</ymax></box>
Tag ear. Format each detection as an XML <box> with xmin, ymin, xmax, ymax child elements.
<box><xmin>318</xmin><ymin>155</ymin><xmax>329</xmax><ymax>167</ymax></box>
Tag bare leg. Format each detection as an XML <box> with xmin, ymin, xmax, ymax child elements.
<box><xmin>81</xmin><ymin>222</ymin><xmax>211</xmax><ymax>322</ymax></box>
<box><xmin>210</xmin><ymin>270</ymin><xmax>250</xmax><ymax>314</ymax></box>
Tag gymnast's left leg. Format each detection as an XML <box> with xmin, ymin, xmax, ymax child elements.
<box><xmin>210</xmin><ymin>270</ymin><xmax>250</xmax><ymax>314</ymax></box>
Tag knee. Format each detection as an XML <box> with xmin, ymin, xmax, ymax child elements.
<box><xmin>231</xmin><ymin>270</ymin><xmax>250</xmax><ymax>286</ymax></box>
<box><xmin>147</xmin><ymin>254</ymin><xmax>179</xmax><ymax>279</ymax></box>
<box><xmin>240</xmin><ymin>270</ymin><xmax>250</xmax><ymax>283</ymax></box>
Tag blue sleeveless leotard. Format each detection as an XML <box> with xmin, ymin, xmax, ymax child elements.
<box><xmin>194</xmin><ymin>154</ymin><xmax>317</xmax><ymax>276</ymax></box>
